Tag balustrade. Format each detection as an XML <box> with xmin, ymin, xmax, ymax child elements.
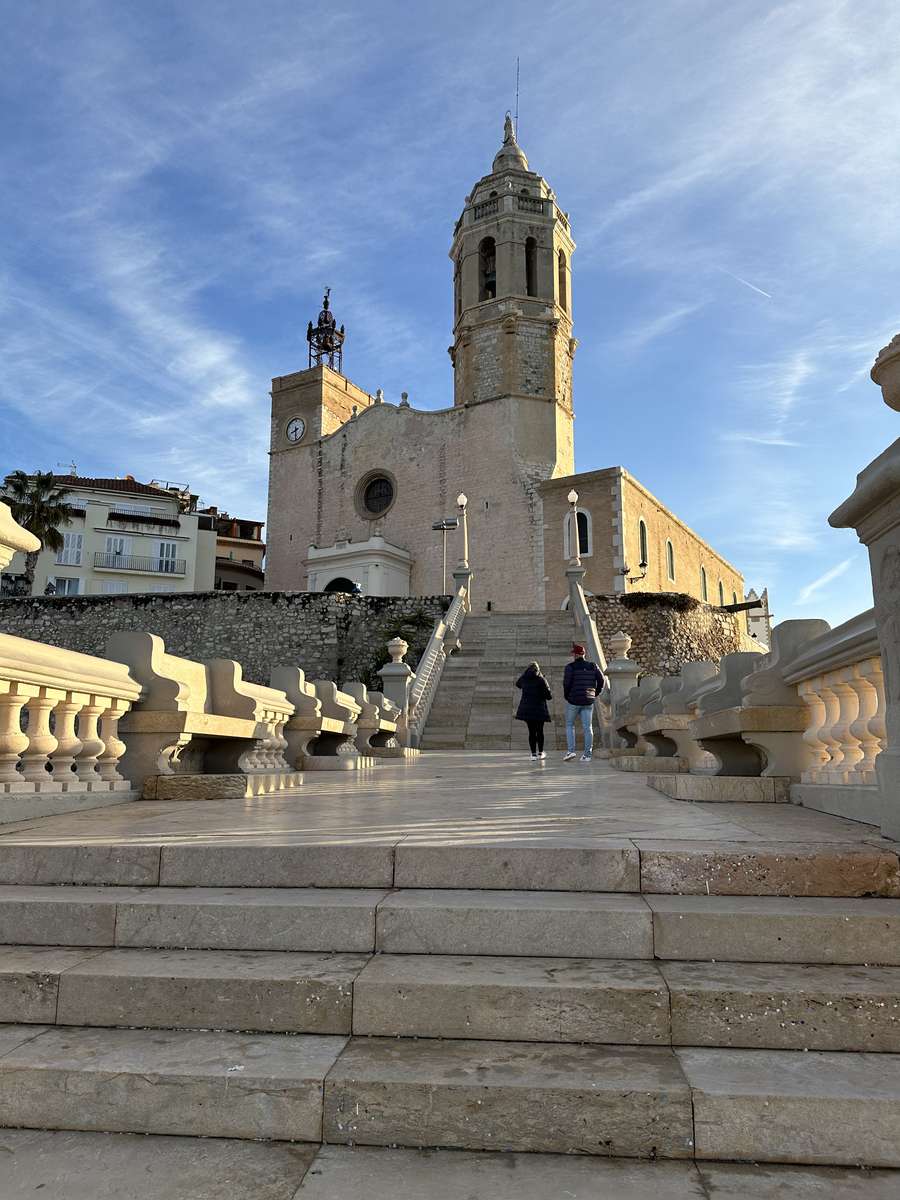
<box><xmin>0</xmin><ymin>633</ymin><xmax>142</xmax><ymax>799</ymax></box>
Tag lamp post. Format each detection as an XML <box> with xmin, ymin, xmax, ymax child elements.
<box><xmin>431</xmin><ymin>516</ymin><xmax>459</xmax><ymax>594</ymax></box>
<box><xmin>567</xmin><ymin>489</ymin><xmax>580</xmax><ymax>566</ymax></box>
<box><xmin>456</xmin><ymin>493</ymin><xmax>469</xmax><ymax>570</ymax></box>
<box><xmin>454</xmin><ymin>492</ymin><xmax>473</xmax><ymax>611</ymax></box>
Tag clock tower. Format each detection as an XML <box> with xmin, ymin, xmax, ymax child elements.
<box><xmin>269</xmin><ymin>292</ymin><xmax>373</xmax><ymax>454</ymax></box>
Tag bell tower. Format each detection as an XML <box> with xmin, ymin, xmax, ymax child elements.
<box><xmin>449</xmin><ymin>115</ymin><xmax>577</xmax><ymax>441</ymax></box>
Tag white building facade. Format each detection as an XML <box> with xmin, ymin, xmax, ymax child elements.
<box><xmin>3</xmin><ymin>476</ymin><xmax>216</xmax><ymax>597</ymax></box>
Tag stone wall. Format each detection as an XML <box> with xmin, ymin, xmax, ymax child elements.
<box><xmin>0</xmin><ymin>591</ymin><xmax>450</xmax><ymax>689</ymax></box>
<box><xmin>587</xmin><ymin>592</ymin><xmax>757</xmax><ymax>676</ymax></box>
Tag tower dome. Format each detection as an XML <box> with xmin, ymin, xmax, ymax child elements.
<box><xmin>492</xmin><ymin>112</ymin><xmax>528</xmax><ymax>172</ymax></box>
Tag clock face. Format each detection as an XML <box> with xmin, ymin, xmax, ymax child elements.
<box><xmin>286</xmin><ymin>417</ymin><xmax>306</xmax><ymax>444</ymax></box>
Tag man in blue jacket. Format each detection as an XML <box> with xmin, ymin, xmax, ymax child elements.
<box><xmin>563</xmin><ymin>643</ymin><xmax>605</xmax><ymax>762</ymax></box>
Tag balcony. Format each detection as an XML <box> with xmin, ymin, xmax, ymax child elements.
<box><xmin>107</xmin><ymin>509</ymin><xmax>180</xmax><ymax>530</ymax></box>
<box><xmin>94</xmin><ymin>552</ymin><xmax>186</xmax><ymax>575</ymax></box>
<box><xmin>517</xmin><ymin>196</ymin><xmax>545</xmax><ymax>214</ymax></box>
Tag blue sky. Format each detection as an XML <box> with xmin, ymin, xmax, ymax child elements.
<box><xmin>2</xmin><ymin>0</ymin><xmax>898</xmax><ymax>626</ymax></box>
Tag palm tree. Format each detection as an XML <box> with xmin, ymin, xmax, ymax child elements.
<box><xmin>3</xmin><ymin>471</ymin><xmax>76</xmax><ymax>594</ymax></box>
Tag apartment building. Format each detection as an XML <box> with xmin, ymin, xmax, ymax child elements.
<box><xmin>4</xmin><ymin>476</ymin><xmax>216</xmax><ymax>596</ymax></box>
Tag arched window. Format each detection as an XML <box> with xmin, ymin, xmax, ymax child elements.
<box><xmin>454</xmin><ymin>256</ymin><xmax>462</xmax><ymax>319</ymax></box>
<box><xmin>557</xmin><ymin>250</ymin><xmax>567</xmax><ymax>312</ymax></box>
<box><xmin>564</xmin><ymin>508</ymin><xmax>592</xmax><ymax>558</ymax></box>
<box><xmin>479</xmin><ymin>237</ymin><xmax>496</xmax><ymax>301</ymax></box>
<box><xmin>666</xmin><ymin>539</ymin><xmax>675</xmax><ymax>581</ymax></box>
<box><xmin>324</xmin><ymin>577</ymin><xmax>355</xmax><ymax>593</ymax></box>
<box><xmin>718</xmin><ymin>580</ymin><xmax>725</xmax><ymax>606</ymax></box>
<box><xmin>525</xmin><ymin>237</ymin><xmax>537</xmax><ymax>297</ymax></box>
<box><xmin>732</xmin><ymin>591</ymin><xmax>738</xmax><ymax>606</ymax></box>
<box><xmin>700</xmin><ymin>566</ymin><xmax>708</xmax><ymax>602</ymax></box>
<box><xmin>638</xmin><ymin>519</ymin><xmax>649</xmax><ymax>567</ymax></box>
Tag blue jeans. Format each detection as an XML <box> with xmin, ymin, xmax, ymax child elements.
<box><xmin>565</xmin><ymin>703</ymin><xmax>594</xmax><ymax>755</ymax></box>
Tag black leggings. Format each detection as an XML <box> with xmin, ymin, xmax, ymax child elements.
<box><xmin>526</xmin><ymin>720</ymin><xmax>545</xmax><ymax>754</ymax></box>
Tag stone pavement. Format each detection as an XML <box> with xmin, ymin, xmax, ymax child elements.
<box><xmin>0</xmin><ymin>753</ymin><xmax>898</xmax><ymax>1194</ymax></box>
<box><xmin>0</xmin><ymin>750</ymin><xmax>892</xmax><ymax>846</ymax></box>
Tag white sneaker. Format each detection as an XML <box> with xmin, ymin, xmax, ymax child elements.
<box><xmin>531</xmin><ymin>753</ymin><xmax>538</xmax><ymax>760</ymax></box>
<box><xmin>538</xmin><ymin>752</ymin><xmax>547</xmax><ymax>760</ymax></box>
<box><xmin>563</xmin><ymin>751</ymin><xmax>576</xmax><ymax>761</ymax></box>
<box><xmin>580</xmin><ymin>753</ymin><xmax>592</xmax><ymax>762</ymax></box>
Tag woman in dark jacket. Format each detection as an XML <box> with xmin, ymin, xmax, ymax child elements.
<box><xmin>515</xmin><ymin>662</ymin><xmax>553</xmax><ymax>760</ymax></box>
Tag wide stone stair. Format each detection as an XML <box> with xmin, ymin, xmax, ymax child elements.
<box><xmin>423</xmin><ymin>610</ymin><xmax>579</xmax><ymax>750</ymax></box>
<box><xmin>0</xmin><ymin>836</ymin><xmax>899</xmax><ymax>1177</ymax></box>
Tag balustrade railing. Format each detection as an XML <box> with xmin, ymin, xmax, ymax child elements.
<box><xmin>473</xmin><ymin>198</ymin><xmax>499</xmax><ymax>220</ymax></box>
<box><xmin>94</xmin><ymin>552</ymin><xmax>186</xmax><ymax>574</ymax></box>
<box><xmin>517</xmin><ymin>196</ymin><xmax>544</xmax><ymax>214</ymax></box>
<box><xmin>0</xmin><ymin>633</ymin><xmax>142</xmax><ymax>796</ymax></box>
<box><xmin>406</xmin><ymin>575</ymin><xmax>470</xmax><ymax>745</ymax></box>
<box><xmin>783</xmin><ymin>610</ymin><xmax>885</xmax><ymax>793</ymax></box>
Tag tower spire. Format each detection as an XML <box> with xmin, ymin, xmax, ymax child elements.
<box><xmin>306</xmin><ymin>288</ymin><xmax>346</xmax><ymax>372</ymax></box>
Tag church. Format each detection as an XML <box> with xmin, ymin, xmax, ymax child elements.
<box><xmin>265</xmin><ymin>118</ymin><xmax>745</xmax><ymax>613</ymax></box>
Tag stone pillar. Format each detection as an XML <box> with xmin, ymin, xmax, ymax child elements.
<box><xmin>378</xmin><ymin>637</ymin><xmax>415</xmax><ymax>722</ymax></box>
<box><xmin>829</xmin><ymin>334</ymin><xmax>900</xmax><ymax>838</ymax></box>
<box><xmin>604</xmin><ymin>631</ymin><xmax>642</xmax><ymax>751</ymax></box>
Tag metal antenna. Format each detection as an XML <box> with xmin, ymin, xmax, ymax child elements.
<box><xmin>515</xmin><ymin>57</ymin><xmax>520</xmax><ymax>138</ymax></box>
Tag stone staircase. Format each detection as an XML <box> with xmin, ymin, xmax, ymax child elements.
<box><xmin>423</xmin><ymin>610</ymin><xmax>579</xmax><ymax>750</ymax></box>
<box><xmin>0</xmin><ymin>836</ymin><xmax>899</xmax><ymax>1173</ymax></box>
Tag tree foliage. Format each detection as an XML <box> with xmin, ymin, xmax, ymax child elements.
<box><xmin>2</xmin><ymin>471</ymin><xmax>76</xmax><ymax>592</ymax></box>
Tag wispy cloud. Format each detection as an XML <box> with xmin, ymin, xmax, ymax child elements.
<box><xmin>617</xmin><ymin>301</ymin><xmax>706</xmax><ymax>353</ymax></box>
<box><xmin>797</xmin><ymin>557</ymin><xmax>855</xmax><ymax>604</ymax></box>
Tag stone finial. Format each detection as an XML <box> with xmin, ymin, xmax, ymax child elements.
<box><xmin>399</xmin><ymin>392</ymin><xmax>410</xmax><ymax>408</ymax></box>
<box><xmin>374</xmin><ymin>388</ymin><xmax>384</xmax><ymax>404</ymax></box>
<box><xmin>607</xmin><ymin>630</ymin><xmax>632</xmax><ymax>661</ymax></box>
<box><xmin>871</xmin><ymin>334</ymin><xmax>900</xmax><ymax>411</ymax></box>
<box><xmin>387</xmin><ymin>637</ymin><xmax>409</xmax><ymax>664</ymax></box>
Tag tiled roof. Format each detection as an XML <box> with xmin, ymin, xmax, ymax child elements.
<box><xmin>52</xmin><ymin>476</ymin><xmax>175</xmax><ymax>499</ymax></box>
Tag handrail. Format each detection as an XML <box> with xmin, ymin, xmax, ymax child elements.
<box><xmin>567</xmin><ymin>570</ymin><xmax>607</xmax><ymax>671</ymax></box>
<box><xmin>94</xmin><ymin>552</ymin><xmax>186</xmax><ymax>574</ymax></box>
<box><xmin>407</xmin><ymin>577</ymin><xmax>469</xmax><ymax>744</ymax></box>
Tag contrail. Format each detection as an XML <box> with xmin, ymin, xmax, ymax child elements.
<box><xmin>719</xmin><ymin>268</ymin><xmax>773</xmax><ymax>299</ymax></box>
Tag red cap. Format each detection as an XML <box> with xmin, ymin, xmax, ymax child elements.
<box><xmin>571</xmin><ymin>643</ymin><xmax>585</xmax><ymax>655</ymax></box>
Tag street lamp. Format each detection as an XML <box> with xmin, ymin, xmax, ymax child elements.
<box><xmin>567</xmin><ymin>489</ymin><xmax>580</xmax><ymax>566</ymax></box>
<box><xmin>456</xmin><ymin>493</ymin><xmax>469</xmax><ymax>570</ymax></box>
<box><xmin>431</xmin><ymin>516</ymin><xmax>459</xmax><ymax>593</ymax></box>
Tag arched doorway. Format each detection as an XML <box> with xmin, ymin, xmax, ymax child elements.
<box><xmin>324</xmin><ymin>577</ymin><xmax>355</xmax><ymax>593</ymax></box>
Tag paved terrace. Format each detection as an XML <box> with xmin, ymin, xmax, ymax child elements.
<box><xmin>0</xmin><ymin>752</ymin><xmax>892</xmax><ymax>850</ymax></box>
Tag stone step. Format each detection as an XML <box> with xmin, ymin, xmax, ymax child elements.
<box><xmin>324</xmin><ymin>1037</ymin><xmax>695</xmax><ymax>1157</ymax></box>
<box><xmin>677</xmin><ymin>1047</ymin><xmax>900</xmax><ymax>1167</ymax></box>
<box><xmin>7</xmin><ymin>944</ymin><xmax>900</xmax><ymax>1052</ymax></box>
<box><xmin>4</xmin><ymin>1134</ymin><xmax>898</xmax><ymax>1200</ymax></box>
<box><xmin>0</xmin><ymin>946</ymin><xmax>368</xmax><ymax>1033</ymax></box>
<box><xmin>352</xmin><ymin>954</ymin><xmax>669</xmax><ymax>1044</ymax></box>
<box><xmin>376</xmin><ymin>890</ymin><xmax>652</xmax><ymax>957</ymax></box>
<box><xmin>323</xmin><ymin>1038</ymin><xmax>900</xmax><ymax>1165</ymax></box>
<box><xmin>648</xmin><ymin>895</ymin><xmax>900</xmax><ymax>964</ymax></box>
<box><xmin>662</xmin><ymin>960</ymin><xmax>900</xmax><ymax>1051</ymax></box>
<box><xmin>0</xmin><ymin>840</ymin><xmax>894</xmax><ymax>896</ymax></box>
<box><xmin>0</xmin><ymin>1023</ymin><xmax>345</xmax><ymax>1141</ymax></box>
<box><xmin>0</xmin><ymin>886</ymin><xmax>389</xmax><ymax>952</ymax></box>
<box><xmin>639</xmin><ymin>840</ymin><xmax>900</xmax><ymax>897</ymax></box>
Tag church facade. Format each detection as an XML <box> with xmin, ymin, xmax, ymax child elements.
<box><xmin>265</xmin><ymin>120</ymin><xmax>745</xmax><ymax>613</ymax></box>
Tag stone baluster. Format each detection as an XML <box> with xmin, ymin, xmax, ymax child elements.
<box><xmin>19</xmin><ymin>687</ymin><xmax>65</xmax><ymax>791</ymax></box>
<box><xmin>74</xmin><ymin>700</ymin><xmax>108</xmax><ymax>790</ymax></box>
<box><xmin>816</xmin><ymin>681</ymin><xmax>845</xmax><ymax>784</ymax></box>
<box><xmin>96</xmin><ymin>698</ymin><xmax>131</xmax><ymax>789</ymax></box>
<box><xmin>48</xmin><ymin>692</ymin><xmax>87</xmax><ymax>791</ymax></box>
<box><xmin>862</xmin><ymin>658</ymin><xmax>887</xmax><ymax>784</ymax></box>
<box><xmin>846</xmin><ymin>660</ymin><xmax>883</xmax><ymax>785</ymax></box>
<box><xmin>0</xmin><ymin>684</ymin><xmax>35</xmax><ymax>792</ymax></box>
<box><xmin>828</xmin><ymin>667</ymin><xmax>864</xmax><ymax>783</ymax></box>
<box><xmin>798</xmin><ymin>678</ymin><xmax>830</xmax><ymax>784</ymax></box>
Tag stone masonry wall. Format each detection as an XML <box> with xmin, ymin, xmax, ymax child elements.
<box><xmin>0</xmin><ymin>591</ymin><xmax>450</xmax><ymax>690</ymax></box>
<box><xmin>588</xmin><ymin>593</ymin><xmax>753</xmax><ymax>677</ymax></box>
